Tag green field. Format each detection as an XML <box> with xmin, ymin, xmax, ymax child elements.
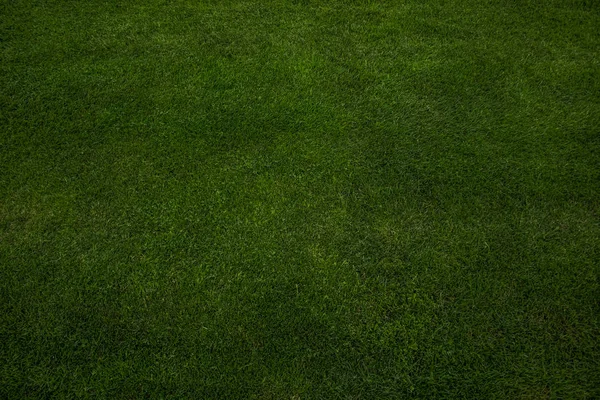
<box><xmin>1</xmin><ymin>0</ymin><xmax>599</xmax><ymax>398</ymax></box>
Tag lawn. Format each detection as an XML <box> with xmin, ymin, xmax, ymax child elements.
<box><xmin>1</xmin><ymin>0</ymin><xmax>599</xmax><ymax>398</ymax></box>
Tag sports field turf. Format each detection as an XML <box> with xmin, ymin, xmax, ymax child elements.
<box><xmin>1</xmin><ymin>0</ymin><xmax>599</xmax><ymax>398</ymax></box>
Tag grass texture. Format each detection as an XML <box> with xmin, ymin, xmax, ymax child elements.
<box><xmin>1</xmin><ymin>0</ymin><xmax>599</xmax><ymax>398</ymax></box>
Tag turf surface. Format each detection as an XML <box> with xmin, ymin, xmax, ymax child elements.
<box><xmin>1</xmin><ymin>0</ymin><xmax>599</xmax><ymax>398</ymax></box>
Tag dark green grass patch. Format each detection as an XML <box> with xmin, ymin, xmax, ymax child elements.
<box><xmin>1</xmin><ymin>0</ymin><xmax>599</xmax><ymax>398</ymax></box>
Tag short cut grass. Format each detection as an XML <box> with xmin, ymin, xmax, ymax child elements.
<box><xmin>1</xmin><ymin>0</ymin><xmax>599</xmax><ymax>398</ymax></box>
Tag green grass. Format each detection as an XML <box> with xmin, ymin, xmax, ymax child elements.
<box><xmin>1</xmin><ymin>0</ymin><xmax>599</xmax><ymax>398</ymax></box>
